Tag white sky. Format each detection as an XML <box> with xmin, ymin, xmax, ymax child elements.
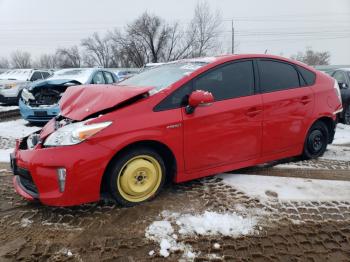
<box><xmin>0</xmin><ymin>0</ymin><xmax>349</xmax><ymax>64</ymax></box>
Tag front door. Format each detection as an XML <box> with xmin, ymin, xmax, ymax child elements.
<box><xmin>183</xmin><ymin>60</ymin><xmax>263</xmax><ymax>172</ymax></box>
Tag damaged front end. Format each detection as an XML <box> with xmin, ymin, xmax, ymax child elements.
<box><xmin>19</xmin><ymin>80</ymin><xmax>81</xmax><ymax>123</ymax></box>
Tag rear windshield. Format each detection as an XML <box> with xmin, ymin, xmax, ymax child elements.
<box><xmin>120</xmin><ymin>62</ymin><xmax>208</xmax><ymax>93</ymax></box>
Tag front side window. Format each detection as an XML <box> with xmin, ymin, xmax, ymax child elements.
<box><xmin>104</xmin><ymin>71</ymin><xmax>115</xmax><ymax>84</ymax></box>
<box><xmin>30</xmin><ymin>72</ymin><xmax>43</xmax><ymax>81</ymax></box>
<box><xmin>333</xmin><ymin>71</ymin><xmax>347</xmax><ymax>84</ymax></box>
<box><xmin>92</xmin><ymin>71</ymin><xmax>106</xmax><ymax>84</ymax></box>
<box><xmin>41</xmin><ymin>72</ymin><xmax>51</xmax><ymax>79</ymax></box>
<box><xmin>259</xmin><ymin>60</ymin><xmax>300</xmax><ymax>92</ymax></box>
<box><xmin>120</xmin><ymin>62</ymin><xmax>208</xmax><ymax>93</ymax></box>
<box><xmin>193</xmin><ymin>60</ymin><xmax>255</xmax><ymax>101</ymax></box>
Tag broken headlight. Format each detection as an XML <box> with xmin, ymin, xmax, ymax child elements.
<box><xmin>44</xmin><ymin>121</ymin><xmax>112</xmax><ymax>146</ymax></box>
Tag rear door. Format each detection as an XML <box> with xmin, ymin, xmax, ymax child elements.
<box><xmin>257</xmin><ymin>59</ymin><xmax>314</xmax><ymax>155</ymax></box>
<box><xmin>182</xmin><ymin>60</ymin><xmax>263</xmax><ymax>172</ymax></box>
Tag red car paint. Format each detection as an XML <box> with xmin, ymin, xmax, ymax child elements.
<box><xmin>12</xmin><ymin>54</ymin><xmax>342</xmax><ymax>206</ymax></box>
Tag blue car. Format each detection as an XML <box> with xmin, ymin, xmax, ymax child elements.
<box><xmin>19</xmin><ymin>68</ymin><xmax>118</xmax><ymax>124</ymax></box>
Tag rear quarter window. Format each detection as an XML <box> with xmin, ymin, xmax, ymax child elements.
<box><xmin>296</xmin><ymin>66</ymin><xmax>316</xmax><ymax>86</ymax></box>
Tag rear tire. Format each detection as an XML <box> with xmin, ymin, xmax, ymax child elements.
<box><xmin>344</xmin><ymin>104</ymin><xmax>350</xmax><ymax>125</ymax></box>
<box><xmin>302</xmin><ymin>121</ymin><xmax>329</xmax><ymax>160</ymax></box>
<box><xmin>106</xmin><ymin>147</ymin><xmax>166</xmax><ymax>207</ymax></box>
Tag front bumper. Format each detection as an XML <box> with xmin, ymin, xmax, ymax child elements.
<box><xmin>0</xmin><ymin>88</ymin><xmax>20</xmax><ymax>104</ymax></box>
<box><xmin>11</xmin><ymin>135</ymin><xmax>114</xmax><ymax>206</ymax></box>
<box><xmin>19</xmin><ymin>99</ymin><xmax>60</xmax><ymax>123</ymax></box>
<box><xmin>0</xmin><ymin>94</ymin><xmax>18</xmax><ymax>104</ymax></box>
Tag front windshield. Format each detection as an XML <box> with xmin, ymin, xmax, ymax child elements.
<box><xmin>120</xmin><ymin>62</ymin><xmax>207</xmax><ymax>92</ymax></box>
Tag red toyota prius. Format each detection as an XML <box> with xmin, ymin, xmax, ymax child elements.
<box><xmin>11</xmin><ymin>54</ymin><xmax>342</xmax><ymax>207</ymax></box>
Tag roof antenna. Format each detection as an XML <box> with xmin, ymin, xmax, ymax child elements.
<box><xmin>264</xmin><ymin>49</ymin><xmax>268</xmax><ymax>54</ymax></box>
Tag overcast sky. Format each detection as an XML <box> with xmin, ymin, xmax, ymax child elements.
<box><xmin>0</xmin><ymin>0</ymin><xmax>349</xmax><ymax>64</ymax></box>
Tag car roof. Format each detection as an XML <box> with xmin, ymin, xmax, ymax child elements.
<box><xmin>337</xmin><ymin>68</ymin><xmax>350</xmax><ymax>72</ymax></box>
<box><xmin>171</xmin><ymin>54</ymin><xmax>315</xmax><ymax>72</ymax></box>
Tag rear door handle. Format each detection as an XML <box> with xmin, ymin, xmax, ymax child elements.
<box><xmin>300</xmin><ymin>96</ymin><xmax>312</xmax><ymax>105</ymax></box>
<box><xmin>246</xmin><ymin>107</ymin><xmax>263</xmax><ymax>117</ymax></box>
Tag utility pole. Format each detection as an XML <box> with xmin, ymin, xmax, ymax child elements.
<box><xmin>231</xmin><ymin>19</ymin><xmax>234</xmax><ymax>54</ymax></box>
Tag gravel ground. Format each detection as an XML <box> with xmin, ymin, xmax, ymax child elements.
<box><xmin>1</xmin><ymin>167</ymin><xmax>350</xmax><ymax>261</ymax></box>
<box><xmin>0</xmin><ymin>120</ymin><xmax>349</xmax><ymax>261</ymax></box>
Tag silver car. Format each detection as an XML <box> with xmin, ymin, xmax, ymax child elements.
<box><xmin>0</xmin><ymin>69</ymin><xmax>52</xmax><ymax>105</ymax></box>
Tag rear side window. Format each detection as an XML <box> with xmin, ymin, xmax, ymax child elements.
<box><xmin>297</xmin><ymin>66</ymin><xmax>316</xmax><ymax>86</ymax></box>
<box><xmin>193</xmin><ymin>60</ymin><xmax>255</xmax><ymax>101</ymax></box>
<box><xmin>258</xmin><ymin>60</ymin><xmax>300</xmax><ymax>92</ymax></box>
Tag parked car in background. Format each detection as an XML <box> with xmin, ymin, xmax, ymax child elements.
<box><xmin>0</xmin><ymin>69</ymin><xmax>52</xmax><ymax>105</ymax></box>
<box><xmin>12</xmin><ymin>54</ymin><xmax>342</xmax><ymax>207</ymax></box>
<box><xmin>114</xmin><ymin>70</ymin><xmax>136</xmax><ymax>82</ymax></box>
<box><xmin>332</xmin><ymin>68</ymin><xmax>350</xmax><ymax>124</ymax></box>
<box><xmin>19</xmin><ymin>68</ymin><xmax>118</xmax><ymax>123</ymax></box>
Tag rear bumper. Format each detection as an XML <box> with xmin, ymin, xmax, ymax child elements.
<box><xmin>19</xmin><ymin>99</ymin><xmax>59</xmax><ymax>122</ymax></box>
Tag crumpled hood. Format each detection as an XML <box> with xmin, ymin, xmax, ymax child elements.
<box><xmin>59</xmin><ymin>84</ymin><xmax>153</xmax><ymax>121</ymax></box>
<box><xmin>28</xmin><ymin>79</ymin><xmax>81</xmax><ymax>91</ymax></box>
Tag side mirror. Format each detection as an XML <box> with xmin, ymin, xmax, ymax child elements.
<box><xmin>338</xmin><ymin>82</ymin><xmax>348</xmax><ymax>89</ymax></box>
<box><xmin>185</xmin><ymin>90</ymin><xmax>214</xmax><ymax>114</ymax></box>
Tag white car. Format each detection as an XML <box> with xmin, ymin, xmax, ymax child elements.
<box><xmin>0</xmin><ymin>69</ymin><xmax>52</xmax><ymax>105</ymax></box>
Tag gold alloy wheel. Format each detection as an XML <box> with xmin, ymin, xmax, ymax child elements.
<box><xmin>117</xmin><ymin>155</ymin><xmax>162</xmax><ymax>202</ymax></box>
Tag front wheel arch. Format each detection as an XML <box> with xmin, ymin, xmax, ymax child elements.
<box><xmin>100</xmin><ymin>140</ymin><xmax>177</xmax><ymax>197</ymax></box>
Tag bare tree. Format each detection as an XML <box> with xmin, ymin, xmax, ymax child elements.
<box><xmin>190</xmin><ymin>1</ymin><xmax>223</xmax><ymax>57</ymax></box>
<box><xmin>56</xmin><ymin>46</ymin><xmax>82</xmax><ymax>68</ymax></box>
<box><xmin>110</xmin><ymin>29</ymin><xmax>149</xmax><ymax>67</ymax></box>
<box><xmin>291</xmin><ymin>47</ymin><xmax>331</xmax><ymax>66</ymax></box>
<box><xmin>127</xmin><ymin>12</ymin><xmax>170</xmax><ymax>63</ymax></box>
<box><xmin>35</xmin><ymin>53</ymin><xmax>58</xmax><ymax>68</ymax></box>
<box><xmin>11</xmin><ymin>50</ymin><xmax>32</xmax><ymax>68</ymax></box>
<box><xmin>163</xmin><ymin>22</ymin><xmax>197</xmax><ymax>61</ymax></box>
<box><xmin>81</xmin><ymin>33</ymin><xmax>112</xmax><ymax>67</ymax></box>
<box><xmin>0</xmin><ymin>57</ymin><xmax>10</xmax><ymax>69</ymax></box>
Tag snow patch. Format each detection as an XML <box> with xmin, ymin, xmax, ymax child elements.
<box><xmin>0</xmin><ymin>105</ymin><xmax>18</xmax><ymax>112</ymax></box>
<box><xmin>333</xmin><ymin>124</ymin><xmax>350</xmax><ymax>145</ymax></box>
<box><xmin>321</xmin><ymin>144</ymin><xmax>350</xmax><ymax>161</ymax></box>
<box><xmin>146</xmin><ymin>208</ymin><xmax>261</xmax><ymax>259</ymax></box>
<box><xmin>20</xmin><ymin>218</ymin><xmax>33</xmax><ymax>227</ymax></box>
<box><xmin>0</xmin><ymin>119</ymin><xmax>40</xmax><ymax>139</ymax></box>
<box><xmin>176</xmin><ymin>211</ymin><xmax>257</xmax><ymax>237</ymax></box>
<box><xmin>0</xmin><ymin>148</ymin><xmax>12</xmax><ymax>162</ymax></box>
<box><xmin>220</xmin><ymin>174</ymin><xmax>350</xmax><ymax>202</ymax></box>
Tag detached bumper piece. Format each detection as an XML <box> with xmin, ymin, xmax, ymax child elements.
<box><xmin>11</xmin><ymin>153</ymin><xmax>39</xmax><ymax>201</ymax></box>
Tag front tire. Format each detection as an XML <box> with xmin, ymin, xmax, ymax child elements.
<box><xmin>302</xmin><ymin>121</ymin><xmax>329</xmax><ymax>160</ymax></box>
<box><xmin>106</xmin><ymin>147</ymin><xmax>166</xmax><ymax>207</ymax></box>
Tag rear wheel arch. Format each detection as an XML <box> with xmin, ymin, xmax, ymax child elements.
<box><xmin>100</xmin><ymin>140</ymin><xmax>177</xmax><ymax>195</ymax></box>
<box><xmin>316</xmin><ymin>116</ymin><xmax>336</xmax><ymax>144</ymax></box>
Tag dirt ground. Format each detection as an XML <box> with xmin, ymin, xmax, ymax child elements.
<box><xmin>1</xmin><ymin>154</ymin><xmax>350</xmax><ymax>262</ymax></box>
